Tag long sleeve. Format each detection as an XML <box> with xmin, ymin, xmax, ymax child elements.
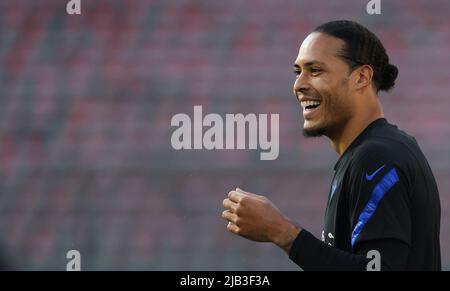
<box><xmin>289</xmin><ymin>229</ymin><xmax>409</xmax><ymax>271</ymax></box>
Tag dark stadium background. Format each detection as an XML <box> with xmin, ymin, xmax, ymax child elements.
<box><xmin>0</xmin><ymin>0</ymin><xmax>448</xmax><ymax>270</ymax></box>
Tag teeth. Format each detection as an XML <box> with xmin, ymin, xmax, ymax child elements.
<box><xmin>301</xmin><ymin>100</ymin><xmax>321</xmax><ymax>109</ymax></box>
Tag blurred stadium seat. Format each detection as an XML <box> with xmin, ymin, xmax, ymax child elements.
<box><xmin>0</xmin><ymin>0</ymin><xmax>449</xmax><ymax>270</ymax></box>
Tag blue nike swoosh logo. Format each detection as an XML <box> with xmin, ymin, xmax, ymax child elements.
<box><xmin>365</xmin><ymin>164</ymin><xmax>385</xmax><ymax>181</ymax></box>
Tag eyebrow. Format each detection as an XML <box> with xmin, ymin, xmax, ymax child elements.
<box><xmin>293</xmin><ymin>60</ymin><xmax>327</xmax><ymax>69</ymax></box>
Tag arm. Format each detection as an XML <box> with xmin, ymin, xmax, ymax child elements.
<box><xmin>288</xmin><ymin>229</ymin><xmax>409</xmax><ymax>271</ymax></box>
<box><xmin>222</xmin><ymin>188</ymin><xmax>409</xmax><ymax>271</ymax></box>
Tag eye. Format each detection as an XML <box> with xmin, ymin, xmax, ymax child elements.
<box><xmin>311</xmin><ymin>67</ymin><xmax>322</xmax><ymax>76</ymax></box>
<box><xmin>293</xmin><ymin>69</ymin><xmax>301</xmax><ymax>78</ymax></box>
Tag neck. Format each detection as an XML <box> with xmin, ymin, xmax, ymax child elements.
<box><xmin>328</xmin><ymin>99</ymin><xmax>384</xmax><ymax>155</ymax></box>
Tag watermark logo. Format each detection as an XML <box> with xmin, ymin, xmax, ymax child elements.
<box><xmin>366</xmin><ymin>0</ymin><xmax>381</xmax><ymax>15</ymax></box>
<box><xmin>66</xmin><ymin>250</ymin><xmax>81</xmax><ymax>271</ymax></box>
<box><xmin>366</xmin><ymin>250</ymin><xmax>381</xmax><ymax>271</ymax></box>
<box><xmin>66</xmin><ymin>0</ymin><xmax>81</xmax><ymax>15</ymax></box>
<box><xmin>170</xmin><ymin>106</ymin><xmax>279</xmax><ymax>160</ymax></box>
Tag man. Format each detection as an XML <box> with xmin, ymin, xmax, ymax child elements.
<box><xmin>221</xmin><ymin>20</ymin><xmax>441</xmax><ymax>271</ymax></box>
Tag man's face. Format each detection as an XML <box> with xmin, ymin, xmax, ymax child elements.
<box><xmin>293</xmin><ymin>32</ymin><xmax>355</xmax><ymax>137</ymax></box>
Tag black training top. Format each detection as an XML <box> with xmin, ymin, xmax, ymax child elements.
<box><xmin>289</xmin><ymin>118</ymin><xmax>441</xmax><ymax>271</ymax></box>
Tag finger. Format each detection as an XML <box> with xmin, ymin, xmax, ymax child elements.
<box><xmin>227</xmin><ymin>221</ymin><xmax>240</xmax><ymax>235</ymax></box>
<box><xmin>236</xmin><ymin>188</ymin><xmax>259</xmax><ymax>198</ymax></box>
<box><xmin>222</xmin><ymin>210</ymin><xmax>238</xmax><ymax>224</ymax></box>
<box><xmin>228</xmin><ymin>190</ymin><xmax>247</xmax><ymax>203</ymax></box>
<box><xmin>222</xmin><ymin>198</ymin><xmax>238</xmax><ymax>212</ymax></box>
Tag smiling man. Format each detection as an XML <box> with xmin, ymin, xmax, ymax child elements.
<box><xmin>222</xmin><ymin>20</ymin><xmax>441</xmax><ymax>271</ymax></box>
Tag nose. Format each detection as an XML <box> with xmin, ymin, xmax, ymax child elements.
<box><xmin>293</xmin><ymin>73</ymin><xmax>310</xmax><ymax>99</ymax></box>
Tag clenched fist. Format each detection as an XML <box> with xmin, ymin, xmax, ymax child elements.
<box><xmin>222</xmin><ymin>188</ymin><xmax>302</xmax><ymax>254</ymax></box>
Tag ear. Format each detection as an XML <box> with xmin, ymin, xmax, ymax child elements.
<box><xmin>352</xmin><ymin>64</ymin><xmax>374</xmax><ymax>91</ymax></box>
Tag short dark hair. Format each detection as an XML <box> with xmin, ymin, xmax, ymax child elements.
<box><xmin>314</xmin><ymin>20</ymin><xmax>398</xmax><ymax>92</ymax></box>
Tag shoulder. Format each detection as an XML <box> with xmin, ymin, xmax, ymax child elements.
<box><xmin>353</xmin><ymin>137</ymin><xmax>402</xmax><ymax>162</ymax></box>
<box><xmin>352</xmin><ymin>126</ymin><xmax>419</xmax><ymax>170</ymax></box>
<box><xmin>348</xmin><ymin>135</ymin><xmax>416</xmax><ymax>191</ymax></box>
